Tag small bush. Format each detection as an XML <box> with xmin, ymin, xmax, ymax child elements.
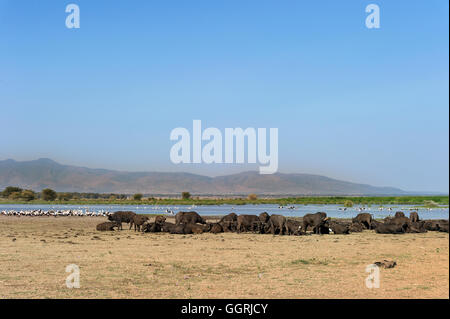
<box><xmin>344</xmin><ymin>200</ymin><xmax>354</xmax><ymax>208</ymax></box>
<box><xmin>182</xmin><ymin>192</ymin><xmax>191</xmax><ymax>200</ymax></box>
<box><xmin>42</xmin><ymin>188</ymin><xmax>57</xmax><ymax>201</ymax></box>
<box><xmin>1</xmin><ymin>186</ymin><xmax>23</xmax><ymax>198</ymax></box>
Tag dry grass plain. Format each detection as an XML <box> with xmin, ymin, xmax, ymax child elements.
<box><xmin>0</xmin><ymin>216</ymin><xmax>448</xmax><ymax>299</ymax></box>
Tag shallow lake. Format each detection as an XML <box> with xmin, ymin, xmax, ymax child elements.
<box><xmin>1</xmin><ymin>204</ymin><xmax>448</xmax><ymax>220</ymax></box>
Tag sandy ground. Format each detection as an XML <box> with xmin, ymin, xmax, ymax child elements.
<box><xmin>0</xmin><ymin>216</ymin><xmax>448</xmax><ymax>299</ymax></box>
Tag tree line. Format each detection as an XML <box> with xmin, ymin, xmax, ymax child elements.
<box><xmin>0</xmin><ymin>186</ymin><xmax>132</xmax><ymax>201</ymax></box>
<box><xmin>0</xmin><ymin>186</ymin><xmax>192</xmax><ymax>202</ymax></box>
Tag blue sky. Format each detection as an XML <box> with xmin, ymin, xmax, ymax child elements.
<box><xmin>0</xmin><ymin>0</ymin><xmax>448</xmax><ymax>192</ymax></box>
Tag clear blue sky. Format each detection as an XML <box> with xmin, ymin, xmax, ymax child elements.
<box><xmin>0</xmin><ymin>0</ymin><xmax>448</xmax><ymax>192</ymax></box>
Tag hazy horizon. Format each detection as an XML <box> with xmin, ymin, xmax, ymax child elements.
<box><xmin>0</xmin><ymin>157</ymin><xmax>448</xmax><ymax>194</ymax></box>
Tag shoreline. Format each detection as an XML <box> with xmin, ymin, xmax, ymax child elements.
<box><xmin>0</xmin><ymin>195</ymin><xmax>448</xmax><ymax>206</ymax></box>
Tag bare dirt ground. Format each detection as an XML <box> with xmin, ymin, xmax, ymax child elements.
<box><xmin>0</xmin><ymin>216</ymin><xmax>448</xmax><ymax>299</ymax></box>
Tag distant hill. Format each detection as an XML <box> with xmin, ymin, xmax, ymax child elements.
<box><xmin>0</xmin><ymin>158</ymin><xmax>408</xmax><ymax>195</ymax></box>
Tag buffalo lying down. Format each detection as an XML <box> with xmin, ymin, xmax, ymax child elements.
<box><xmin>370</xmin><ymin>220</ymin><xmax>383</xmax><ymax>230</ymax></box>
<box><xmin>160</xmin><ymin>221</ymin><xmax>176</xmax><ymax>233</ymax></box>
<box><xmin>349</xmin><ymin>222</ymin><xmax>365</xmax><ymax>232</ymax></box>
<box><xmin>439</xmin><ymin>223</ymin><xmax>449</xmax><ymax>233</ymax></box>
<box><xmin>423</xmin><ymin>220</ymin><xmax>450</xmax><ymax>233</ymax></box>
<box><xmin>285</xmin><ymin>219</ymin><xmax>303</xmax><ymax>235</ymax></box>
<box><xmin>407</xmin><ymin>221</ymin><xmax>427</xmax><ymax>233</ymax></box>
<box><xmin>329</xmin><ymin>221</ymin><xmax>350</xmax><ymax>234</ymax></box>
<box><xmin>142</xmin><ymin>215</ymin><xmax>169</xmax><ymax>233</ymax></box>
<box><xmin>96</xmin><ymin>221</ymin><xmax>120</xmax><ymax>231</ymax></box>
<box><xmin>141</xmin><ymin>222</ymin><xmax>162</xmax><ymax>233</ymax></box>
<box><xmin>170</xmin><ymin>223</ymin><xmax>207</xmax><ymax>234</ymax></box>
<box><xmin>375</xmin><ymin>223</ymin><xmax>407</xmax><ymax>234</ymax></box>
<box><xmin>207</xmin><ymin>223</ymin><xmax>223</xmax><ymax>234</ymax></box>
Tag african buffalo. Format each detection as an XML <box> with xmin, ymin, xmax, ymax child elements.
<box><xmin>394</xmin><ymin>211</ymin><xmax>405</xmax><ymax>218</ymax></box>
<box><xmin>329</xmin><ymin>221</ymin><xmax>350</xmax><ymax>234</ymax></box>
<box><xmin>219</xmin><ymin>213</ymin><xmax>238</xmax><ymax>232</ymax></box>
<box><xmin>349</xmin><ymin>222</ymin><xmax>365</xmax><ymax>232</ymax></box>
<box><xmin>375</xmin><ymin>223</ymin><xmax>407</xmax><ymax>234</ymax></box>
<box><xmin>236</xmin><ymin>215</ymin><xmax>260</xmax><ymax>233</ymax></box>
<box><xmin>175</xmin><ymin>211</ymin><xmax>206</xmax><ymax>225</ymax></box>
<box><xmin>285</xmin><ymin>219</ymin><xmax>303</xmax><ymax>235</ymax></box>
<box><xmin>302</xmin><ymin>212</ymin><xmax>329</xmax><ymax>234</ymax></box>
<box><xmin>352</xmin><ymin>213</ymin><xmax>373</xmax><ymax>229</ymax></box>
<box><xmin>96</xmin><ymin>221</ymin><xmax>120</xmax><ymax>231</ymax></box>
<box><xmin>108</xmin><ymin>211</ymin><xmax>137</xmax><ymax>230</ymax></box>
<box><xmin>160</xmin><ymin>221</ymin><xmax>176</xmax><ymax>233</ymax></box>
<box><xmin>406</xmin><ymin>221</ymin><xmax>427</xmax><ymax>233</ymax></box>
<box><xmin>383</xmin><ymin>216</ymin><xmax>394</xmax><ymax>223</ymax></box>
<box><xmin>266</xmin><ymin>214</ymin><xmax>287</xmax><ymax>235</ymax></box>
<box><xmin>219</xmin><ymin>220</ymin><xmax>237</xmax><ymax>232</ymax></box>
<box><xmin>252</xmin><ymin>220</ymin><xmax>266</xmax><ymax>234</ymax></box>
<box><xmin>155</xmin><ymin>215</ymin><xmax>167</xmax><ymax>225</ymax></box>
<box><xmin>141</xmin><ymin>222</ymin><xmax>162</xmax><ymax>233</ymax></box>
<box><xmin>427</xmin><ymin>220</ymin><xmax>450</xmax><ymax>233</ymax></box>
<box><xmin>409</xmin><ymin>212</ymin><xmax>419</xmax><ymax>223</ymax></box>
<box><xmin>438</xmin><ymin>223</ymin><xmax>449</xmax><ymax>233</ymax></box>
<box><xmin>208</xmin><ymin>223</ymin><xmax>223</xmax><ymax>234</ymax></box>
<box><xmin>423</xmin><ymin>220</ymin><xmax>440</xmax><ymax>231</ymax></box>
<box><xmin>317</xmin><ymin>224</ymin><xmax>330</xmax><ymax>234</ymax></box>
<box><xmin>386</xmin><ymin>216</ymin><xmax>410</xmax><ymax>228</ymax></box>
<box><xmin>170</xmin><ymin>223</ymin><xmax>207</xmax><ymax>234</ymax></box>
<box><xmin>259</xmin><ymin>212</ymin><xmax>270</xmax><ymax>223</ymax></box>
<box><xmin>219</xmin><ymin>213</ymin><xmax>237</xmax><ymax>223</ymax></box>
<box><xmin>131</xmin><ymin>215</ymin><xmax>149</xmax><ymax>231</ymax></box>
<box><xmin>370</xmin><ymin>220</ymin><xmax>383</xmax><ymax>230</ymax></box>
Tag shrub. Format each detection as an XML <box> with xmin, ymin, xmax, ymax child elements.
<box><xmin>21</xmin><ymin>190</ymin><xmax>36</xmax><ymax>201</ymax></box>
<box><xmin>182</xmin><ymin>192</ymin><xmax>191</xmax><ymax>200</ymax></box>
<box><xmin>8</xmin><ymin>191</ymin><xmax>23</xmax><ymax>200</ymax></box>
<box><xmin>1</xmin><ymin>186</ymin><xmax>23</xmax><ymax>198</ymax></box>
<box><xmin>423</xmin><ymin>200</ymin><xmax>439</xmax><ymax>208</ymax></box>
<box><xmin>42</xmin><ymin>188</ymin><xmax>57</xmax><ymax>201</ymax></box>
<box><xmin>344</xmin><ymin>200</ymin><xmax>354</xmax><ymax>208</ymax></box>
<box><xmin>247</xmin><ymin>193</ymin><xmax>258</xmax><ymax>201</ymax></box>
<box><xmin>57</xmin><ymin>192</ymin><xmax>73</xmax><ymax>201</ymax></box>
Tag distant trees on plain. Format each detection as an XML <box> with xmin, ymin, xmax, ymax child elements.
<box><xmin>0</xmin><ymin>186</ymin><xmax>133</xmax><ymax>202</ymax></box>
<box><xmin>1</xmin><ymin>186</ymin><xmax>36</xmax><ymax>201</ymax></box>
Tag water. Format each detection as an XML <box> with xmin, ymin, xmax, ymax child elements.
<box><xmin>0</xmin><ymin>204</ymin><xmax>448</xmax><ymax>220</ymax></box>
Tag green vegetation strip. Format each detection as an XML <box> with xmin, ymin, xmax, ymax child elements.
<box><xmin>0</xmin><ymin>196</ymin><xmax>448</xmax><ymax>206</ymax></box>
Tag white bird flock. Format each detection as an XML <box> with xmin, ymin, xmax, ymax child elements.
<box><xmin>0</xmin><ymin>209</ymin><xmax>112</xmax><ymax>217</ymax></box>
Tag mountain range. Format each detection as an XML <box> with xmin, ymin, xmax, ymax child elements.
<box><xmin>0</xmin><ymin>158</ymin><xmax>409</xmax><ymax>195</ymax></box>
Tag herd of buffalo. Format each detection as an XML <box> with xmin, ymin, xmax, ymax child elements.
<box><xmin>96</xmin><ymin>210</ymin><xmax>449</xmax><ymax>235</ymax></box>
